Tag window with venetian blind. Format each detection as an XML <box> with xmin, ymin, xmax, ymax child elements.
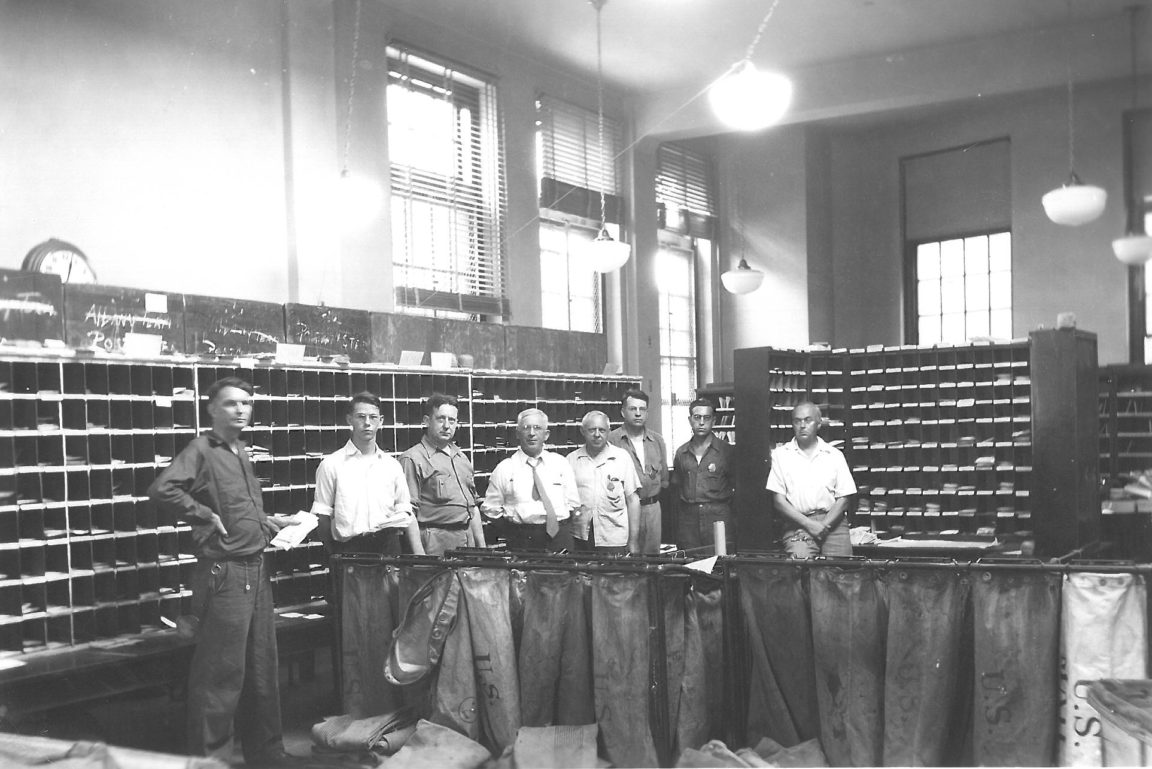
<box><xmin>387</xmin><ymin>44</ymin><xmax>508</xmax><ymax>319</ymax></box>
<box><xmin>655</xmin><ymin>143</ymin><xmax>716</xmax><ymax>457</ymax></box>
<box><xmin>535</xmin><ymin>96</ymin><xmax>625</xmax><ymax>333</ymax></box>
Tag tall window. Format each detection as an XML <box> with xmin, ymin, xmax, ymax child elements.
<box><xmin>914</xmin><ymin>232</ymin><xmax>1012</xmax><ymax>344</ymax></box>
<box><xmin>655</xmin><ymin>143</ymin><xmax>716</xmax><ymax>457</ymax></box>
<box><xmin>658</xmin><ymin>245</ymin><xmax>697</xmax><ymax>456</ymax></box>
<box><xmin>535</xmin><ymin>96</ymin><xmax>624</xmax><ymax>332</ymax></box>
<box><xmin>387</xmin><ymin>45</ymin><xmax>507</xmax><ymax>319</ymax></box>
<box><xmin>902</xmin><ymin>139</ymin><xmax>1011</xmax><ymax>344</ymax></box>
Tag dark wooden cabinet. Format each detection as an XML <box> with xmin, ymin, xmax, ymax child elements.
<box><xmin>734</xmin><ymin>329</ymin><xmax>1098</xmax><ymax>557</ymax></box>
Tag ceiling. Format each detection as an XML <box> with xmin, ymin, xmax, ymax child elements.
<box><xmin>380</xmin><ymin>0</ymin><xmax>1150</xmax><ymax>97</ymax></box>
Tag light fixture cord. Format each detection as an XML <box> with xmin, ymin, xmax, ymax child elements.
<box><xmin>594</xmin><ymin>0</ymin><xmax>608</xmax><ymax>231</ymax></box>
<box><xmin>1066</xmin><ymin>60</ymin><xmax>1076</xmax><ymax>174</ymax></box>
<box><xmin>341</xmin><ymin>0</ymin><xmax>363</xmax><ymax>176</ymax></box>
<box><xmin>744</xmin><ymin>0</ymin><xmax>783</xmax><ymax>62</ymax></box>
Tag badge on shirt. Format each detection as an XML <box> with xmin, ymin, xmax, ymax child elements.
<box><xmin>708</xmin><ymin>463</ymin><xmax>716</xmax><ymax>472</ymax></box>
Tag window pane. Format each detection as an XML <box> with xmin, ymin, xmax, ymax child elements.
<box><xmin>940</xmin><ymin>240</ymin><xmax>965</xmax><ymax>276</ymax></box>
<box><xmin>966</xmin><ymin>311</ymin><xmax>989</xmax><ymax>338</ymax></box>
<box><xmin>966</xmin><ymin>273</ymin><xmax>990</xmax><ymax>311</ymax></box>
<box><xmin>941</xmin><ymin>312</ymin><xmax>965</xmax><ymax>341</ymax></box>
<box><xmin>570</xmin><ymin>297</ymin><xmax>597</xmax><ymax>333</ymax></box>
<box><xmin>669</xmin><ymin>329</ymin><xmax>694</xmax><ymax>357</ymax></box>
<box><xmin>990</xmin><ymin>308</ymin><xmax>1012</xmax><ymax>338</ymax></box>
<box><xmin>989</xmin><ymin>232</ymin><xmax>1011</xmax><ymax>272</ymax></box>
<box><xmin>917</xmin><ymin>243</ymin><xmax>941</xmax><ymax>280</ymax></box>
<box><xmin>918</xmin><ymin>280</ymin><xmax>941</xmax><ymax>315</ymax></box>
<box><xmin>542</xmin><ymin>292</ymin><xmax>567</xmax><ymax>329</ymax></box>
<box><xmin>989</xmin><ymin>272</ymin><xmax>1012</xmax><ymax>310</ymax></box>
<box><xmin>941</xmin><ymin>276</ymin><xmax>964</xmax><ymax>313</ymax></box>
<box><xmin>964</xmin><ymin>236</ymin><xmax>989</xmax><ymax>274</ymax></box>
<box><xmin>919</xmin><ymin>315</ymin><xmax>941</xmax><ymax>345</ymax></box>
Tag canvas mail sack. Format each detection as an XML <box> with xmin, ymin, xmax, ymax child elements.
<box><xmin>385</xmin><ymin>568</ymin><xmax>462</xmax><ymax>686</ymax></box>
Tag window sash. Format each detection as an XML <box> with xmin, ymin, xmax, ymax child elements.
<box><xmin>539</xmin><ymin>219</ymin><xmax>603</xmax><ymax>334</ymax></box>
<box><xmin>910</xmin><ymin>231</ymin><xmax>1012</xmax><ymax>345</ymax></box>
<box><xmin>658</xmin><ymin>245</ymin><xmax>697</xmax><ymax>460</ymax></box>
<box><xmin>388</xmin><ymin>44</ymin><xmax>507</xmax><ymax>319</ymax></box>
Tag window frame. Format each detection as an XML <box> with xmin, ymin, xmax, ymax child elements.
<box><xmin>387</xmin><ymin>43</ymin><xmax>508</xmax><ymax>320</ymax></box>
<box><xmin>538</xmin><ymin>214</ymin><xmax>605</xmax><ymax>333</ymax></box>
<box><xmin>903</xmin><ymin>228</ymin><xmax>1013</xmax><ymax>345</ymax></box>
<box><xmin>657</xmin><ymin>238</ymin><xmax>699</xmax><ymax>460</ymax></box>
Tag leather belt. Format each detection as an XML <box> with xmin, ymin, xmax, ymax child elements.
<box><xmin>639</xmin><ymin>495</ymin><xmax>661</xmax><ymax>506</ymax></box>
<box><xmin>423</xmin><ymin>520</ymin><xmax>470</xmax><ymax>531</ymax></box>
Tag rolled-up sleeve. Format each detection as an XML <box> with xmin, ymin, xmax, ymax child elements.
<box><xmin>310</xmin><ymin>457</ymin><xmax>336</xmax><ymax>518</ymax></box>
<box><xmin>482</xmin><ymin>463</ymin><xmax>509</xmax><ymax>519</ymax></box>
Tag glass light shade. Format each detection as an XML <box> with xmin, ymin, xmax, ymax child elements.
<box><xmin>1113</xmin><ymin>233</ymin><xmax>1152</xmax><ymax>265</ymax></box>
<box><xmin>585</xmin><ymin>228</ymin><xmax>631</xmax><ymax>272</ymax></box>
<box><xmin>1041</xmin><ymin>175</ymin><xmax>1107</xmax><ymax>226</ymax></box>
<box><xmin>720</xmin><ymin>258</ymin><xmax>765</xmax><ymax>294</ymax></box>
<box><xmin>708</xmin><ymin>60</ymin><xmax>793</xmax><ymax>132</ymax></box>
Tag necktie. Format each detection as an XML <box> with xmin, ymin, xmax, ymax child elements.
<box><xmin>530</xmin><ymin>457</ymin><xmax>560</xmax><ymax>538</ymax></box>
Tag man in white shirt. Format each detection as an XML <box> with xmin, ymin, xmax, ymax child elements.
<box><xmin>568</xmin><ymin>411</ymin><xmax>641</xmax><ymax>554</ymax></box>
<box><xmin>766</xmin><ymin>401</ymin><xmax>857</xmax><ymax>558</ymax></box>
<box><xmin>482</xmin><ymin>408</ymin><xmax>580</xmax><ymax>552</ymax></box>
<box><xmin>311</xmin><ymin>392</ymin><xmax>424</xmax><ymax>557</ymax></box>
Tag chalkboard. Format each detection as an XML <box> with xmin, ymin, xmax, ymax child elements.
<box><xmin>0</xmin><ymin>269</ymin><xmax>64</xmax><ymax>346</ymax></box>
<box><xmin>63</xmin><ymin>283</ymin><xmax>185</xmax><ymax>355</ymax></box>
<box><xmin>183</xmin><ymin>294</ymin><xmax>285</xmax><ymax>357</ymax></box>
<box><xmin>438</xmin><ymin>318</ymin><xmax>504</xmax><ymax>369</ymax></box>
<box><xmin>504</xmin><ymin>325</ymin><xmax>606</xmax><ymax>374</ymax></box>
<box><xmin>285</xmin><ymin>303</ymin><xmax>371</xmax><ymax>362</ymax></box>
<box><xmin>370</xmin><ymin>312</ymin><xmax>505</xmax><ymax>369</ymax></box>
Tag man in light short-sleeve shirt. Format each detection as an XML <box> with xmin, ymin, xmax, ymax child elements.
<box><xmin>568</xmin><ymin>411</ymin><xmax>641</xmax><ymax>554</ymax></box>
<box><xmin>766</xmin><ymin>401</ymin><xmax>856</xmax><ymax>558</ymax></box>
<box><xmin>311</xmin><ymin>391</ymin><xmax>424</xmax><ymax>557</ymax></box>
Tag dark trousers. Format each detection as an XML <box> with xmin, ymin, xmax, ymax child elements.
<box><xmin>502</xmin><ymin>521</ymin><xmax>574</xmax><ymax>553</ymax></box>
<box><xmin>332</xmin><ymin>527</ymin><xmax>403</xmax><ymax>556</ymax></box>
<box><xmin>187</xmin><ymin>554</ymin><xmax>283</xmax><ymax>763</ymax></box>
<box><xmin>678</xmin><ymin>502</ymin><xmax>733</xmax><ymax>554</ymax></box>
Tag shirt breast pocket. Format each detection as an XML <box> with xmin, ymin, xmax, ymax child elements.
<box><xmin>429</xmin><ymin>470</ymin><xmax>453</xmax><ymax>503</ymax></box>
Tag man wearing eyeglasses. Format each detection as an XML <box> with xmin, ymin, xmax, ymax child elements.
<box><xmin>671</xmin><ymin>397</ymin><xmax>735</xmax><ymax>553</ymax></box>
<box><xmin>767</xmin><ymin>401</ymin><xmax>856</xmax><ymax>559</ymax></box>
<box><xmin>312</xmin><ymin>391</ymin><xmax>424</xmax><ymax>556</ymax></box>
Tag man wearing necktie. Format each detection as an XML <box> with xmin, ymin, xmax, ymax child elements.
<box><xmin>482</xmin><ymin>408</ymin><xmax>579</xmax><ymax>551</ymax></box>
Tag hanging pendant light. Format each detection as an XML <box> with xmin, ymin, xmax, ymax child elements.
<box><xmin>584</xmin><ymin>0</ymin><xmax>631</xmax><ymax>273</ymax></box>
<box><xmin>721</xmin><ymin>177</ymin><xmax>765</xmax><ymax>294</ymax></box>
<box><xmin>1112</xmin><ymin>5</ymin><xmax>1152</xmax><ymax>265</ymax></box>
<box><xmin>337</xmin><ymin>0</ymin><xmax>383</xmax><ymax>230</ymax></box>
<box><xmin>721</xmin><ymin>258</ymin><xmax>765</xmax><ymax>294</ymax></box>
<box><xmin>1042</xmin><ymin>6</ymin><xmax>1106</xmax><ymax>226</ymax></box>
<box><xmin>708</xmin><ymin>0</ymin><xmax>792</xmax><ymax>132</ymax></box>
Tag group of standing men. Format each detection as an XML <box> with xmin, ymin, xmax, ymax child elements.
<box><xmin>147</xmin><ymin>376</ymin><xmax>857</xmax><ymax>763</ymax></box>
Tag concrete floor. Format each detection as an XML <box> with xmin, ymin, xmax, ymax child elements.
<box><xmin>6</xmin><ymin>648</ymin><xmax>343</xmax><ymax>765</ymax></box>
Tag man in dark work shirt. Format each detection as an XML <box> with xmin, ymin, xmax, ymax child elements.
<box><xmin>149</xmin><ymin>377</ymin><xmax>298</xmax><ymax>766</ymax></box>
<box><xmin>672</xmin><ymin>397</ymin><xmax>736</xmax><ymax>554</ymax></box>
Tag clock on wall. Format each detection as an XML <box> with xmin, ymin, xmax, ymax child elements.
<box><xmin>21</xmin><ymin>238</ymin><xmax>97</xmax><ymax>284</ymax></box>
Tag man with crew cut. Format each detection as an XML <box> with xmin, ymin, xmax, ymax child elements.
<box><xmin>767</xmin><ymin>400</ymin><xmax>857</xmax><ymax>558</ymax></box>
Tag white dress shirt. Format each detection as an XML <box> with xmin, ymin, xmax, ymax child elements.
<box><xmin>765</xmin><ymin>437</ymin><xmax>857</xmax><ymax>515</ymax></box>
<box><xmin>568</xmin><ymin>444</ymin><xmax>639</xmax><ymax>546</ymax></box>
<box><xmin>311</xmin><ymin>440</ymin><xmax>414</xmax><ymax>541</ymax></box>
<box><xmin>482</xmin><ymin>449</ymin><xmax>580</xmax><ymax>525</ymax></box>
